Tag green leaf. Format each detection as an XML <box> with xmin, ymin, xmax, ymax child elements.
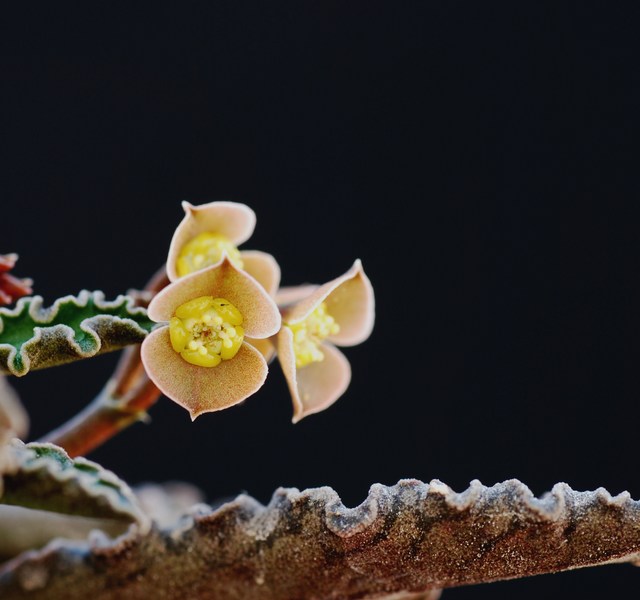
<box><xmin>0</xmin><ymin>291</ymin><xmax>157</xmax><ymax>376</ymax></box>
<box><xmin>1</xmin><ymin>441</ymin><xmax>146</xmax><ymax>521</ymax></box>
<box><xmin>0</xmin><ymin>376</ymin><xmax>28</xmax><ymax>496</ymax></box>
<box><xmin>0</xmin><ymin>440</ymin><xmax>149</xmax><ymax>559</ymax></box>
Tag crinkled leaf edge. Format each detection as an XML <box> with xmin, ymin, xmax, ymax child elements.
<box><xmin>1</xmin><ymin>478</ymin><xmax>639</xmax><ymax>599</ymax></box>
<box><xmin>0</xmin><ymin>291</ymin><xmax>157</xmax><ymax>376</ymax></box>
<box><xmin>1</xmin><ymin>440</ymin><xmax>149</xmax><ymax>527</ymax></box>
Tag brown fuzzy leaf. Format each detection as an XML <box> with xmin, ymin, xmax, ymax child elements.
<box><xmin>1</xmin><ymin>478</ymin><xmax>640</xmax><ymax>599</ymax></box>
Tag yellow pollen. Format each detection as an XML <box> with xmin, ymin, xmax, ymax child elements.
<box><xmin>176</xmin><ymin>232</ymin><xmax>244</xmax><ymax>277</ymax></box>
<box><xmin>169</xmin><ymin>296</ymin><xmax>244</xmax><ymax>367</ymax></box>
<box><xmin>287</xmin><ymin>302</ymin><xmax>340</xmax><ymax>368</ymax></box>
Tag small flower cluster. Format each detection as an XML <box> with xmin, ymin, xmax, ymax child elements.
<box><xmin>141</xmin><ymin>201</ymin><xmax>374</xmax><ymax>422</ymax></box>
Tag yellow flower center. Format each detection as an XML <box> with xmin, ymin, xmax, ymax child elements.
<box><xmin>288</xmin><ymin>303</ymin><xmax>340</xmax><ymax>368</ymax></box>
<box><xmin>169</xmin><ymin>296</ymin><xmax>244</xmax><ymax>367</ymax></box>
<box><xmin>176</xmin><ymin>232</ymin><xmax>244</xmax><ymax>277</ymax></box>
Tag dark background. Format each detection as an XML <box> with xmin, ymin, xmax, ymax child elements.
<box><xmin>2</xmin><ymin>3</ymin><xmax>639</xmax><ymax>597</ymax></box>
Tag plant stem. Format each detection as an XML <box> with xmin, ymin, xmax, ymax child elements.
<box><xmin>39</xmin><ymin>267</ymin><xmax>169</xmax><ymax>457</ymax></box>
<box><xmin>39</xmin><ymin>348</ymin><xmax>161</xmax><ymax>458</ymax></box>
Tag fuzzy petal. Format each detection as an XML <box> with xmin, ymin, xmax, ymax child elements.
<box><xmin>148</xmin><ymin>256</ymin><xmax>281</xmax><ymax>339</ymax></box>
<box><xmin>167</xmin><ymin>201</ymin><xmax>257</xmax><ymax>282</ymax></box>
<box><xmin>141</xmin><ymin>328</ymin><xmax>268</xmax><ymax>419</ymax></box>
<box><xmin>277</xmin><ymin>328</ymin><xmax>352</xmax><ymax>423</ymax></box>
<box><xmin>275</xmin><ymin>284</ymin><xmax>318</xmax><ymax>308</ymax></box>
<box><xmin>239</xmin><ymin>250</ymin><xmax>281</xmax><ymax>297</ymax></box>
<box><xmin>245</xmin><ymin>337</ymin><xmax>276</xmax><ymax>363</ymax></box>
<box><xmin>283</xmin><ymin>260</ymin><xmax>375</xmax><ymax>346</ymax></box>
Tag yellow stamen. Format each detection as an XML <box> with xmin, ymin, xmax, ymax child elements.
<box><xmin>176</xmin><ymin>232</ymin><xmax>244</xmax><ymax>277</ymax></box>
<box><xmin>287</xmin><ymin>302</ymin><xmax>340</xmax><ymax>368</ymax></box>
<box><xmin>169</xmin><ymin>296</ymin><xmax>244</xmax><ymax>367</ymax></box>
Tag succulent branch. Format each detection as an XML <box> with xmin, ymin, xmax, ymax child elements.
<box><xmin>39</xmin><ymin>346</ymin><xmax>162</xmax><ymax>457</ymax></box>
<box><xmin>37</xmin><ymin>268</ymin><xmax>170</xmax><ymax>457</ymax></box>
<box><xmin>1</xmin><ymin>478</ymin><xmax>640</xmax><ymax>599</ymax></box>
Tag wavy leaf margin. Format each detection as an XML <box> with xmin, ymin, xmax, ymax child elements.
<box><xmin>0</xmin><ymin>291</ymin><xmax>156</xmax><ymax>376</ymax></box>
<box><xmin>1</xmin><ymin>441</ymin><xmax>149</xmax><ymax>525</ymax></box>
<box><xmin>1</xmin><ymin>478</ymin><xmax>639</xmax><ymax>598</ymax></box>
<box><xmin>0</xmin><ymin>441</ymin><xmax>149</xmax><ymax>563</ymax></box>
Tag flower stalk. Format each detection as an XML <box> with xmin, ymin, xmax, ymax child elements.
<box><xmin>40</xmin><ymin>347</ymin><xmax>161</xmax><ymax>458</ymax></box>
<box><xmin>38</xmin><ymin>269</ymin><xmax>170</xmax><ymax>457</ymax></box>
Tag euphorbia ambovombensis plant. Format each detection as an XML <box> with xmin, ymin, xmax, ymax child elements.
<box><xmin>1</xmin><ymin>202</ymin><xmax>639</xmax><ymax>600</ymax></box>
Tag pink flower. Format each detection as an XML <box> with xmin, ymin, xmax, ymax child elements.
<box><xmin>276</xmin><ymin>260</ymin><xmax>375</xmax><ymax>423</ymax></box>
<box><xmin>157</xmin><ymin>200</ymin><xmax>375</xmax><ymax>423</ymax></box>
<box><xmin>166</xmin><ymin>201</ymin><xmax>280</xmax><ymax>297</ymax></box>
<box><xmin>141</xmin><ymin>257</ymin><xmax>281</xmax><ymax>420</ymax></box>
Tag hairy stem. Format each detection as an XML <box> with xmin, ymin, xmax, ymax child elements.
<box><xmin>39</xmin><ymin>348</ymin><xmax>161</xmax><ymax>457</ymax></box>
<box><xmin>39</xmin><ymin>267</ymin><xmax>169</xmax><ymax>457</ymax></box>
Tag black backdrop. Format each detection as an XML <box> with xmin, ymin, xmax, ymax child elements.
<box><xmin>2</xmin><ymin>3</ymin><xmax>639</xmax><ymax>597</ymax></box>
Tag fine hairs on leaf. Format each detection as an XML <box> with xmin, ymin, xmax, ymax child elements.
<box><xmin>2</xmin><ymin>479</ymin><xmax>640</xmax><ymax>599</ymax></box>
<box><xmin>0</xmin><ymin>441</ymin><xmax>148</xmax><ymax>562</ymax></box>
<box><xmin>0</xmin><ymin>291</ymin><xmax>156</xmax><ymax>376</ymax></box>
